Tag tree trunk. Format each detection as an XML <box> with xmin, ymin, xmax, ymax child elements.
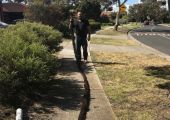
<box><xmin>113</xmin><ymin>0</ymin><xmax>128</xmax><ymax>31</ymax></box>
<box><xmin>114</xmin><ymin>9</ymin><xmax>120</xmax><ymax>31</ymax></box>
<box><xmin>114</xmin><ymin>0</ymin><xmax>121</xmax><ymax>31</ymax></box>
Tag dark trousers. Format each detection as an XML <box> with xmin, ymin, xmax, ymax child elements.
<box><xmin>76</xmin><ymin>36</ymin><xmax>88</xmax><ymax>61</ymax></box>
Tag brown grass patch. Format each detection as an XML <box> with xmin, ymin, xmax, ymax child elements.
<box><xmin>91</xmin><ymin>38</ymin><xmax>138</xmax><ymax>46</ymax></box>
<box><xmin>91</xmin><ymin>51</ymin><xmax>170</xmax><ymax>120</ymax></box>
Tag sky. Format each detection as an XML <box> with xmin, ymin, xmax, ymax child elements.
<box><xmin>126</xmin><ymin>0</ymin><xmax>139</xmax><ymax>6</ymax></box>
<box><xmin>112</xmin><ymin>0</ymin><xmax>139</xmax><ymax>12</ymax></box>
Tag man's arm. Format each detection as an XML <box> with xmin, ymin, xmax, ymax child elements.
<box><xmin>86</xmin><ymin>20</ymin><xmax>91</xmax><ymax>41</ymax></box>
<box><xmin>87</xmin><ymin>26</ymin><xmax>91</xmax><ymax>41</ymax></box>
<box><xmin>69</xmin><ymin>17</ymin><xmax>74</xmax><ymax>30</ymax></box>
<box><xmin>69</xmin><ymin>17</ymin><xmax>75</xmax><ymax>39</ymax></box>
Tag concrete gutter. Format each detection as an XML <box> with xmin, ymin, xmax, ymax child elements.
<box><xmin>159</xmin><ymin>24</ymin><xmax>170</xmax><ymax>28</ymax></box>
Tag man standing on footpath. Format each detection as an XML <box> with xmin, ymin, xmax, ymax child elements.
<box><xmin>69</xmin><ymin>10</ymin><xmax>91</xmax><ymax>63</ymax></box>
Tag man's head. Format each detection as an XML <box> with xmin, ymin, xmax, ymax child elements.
<box><xmin>77</xmin><ymin>11</ymin><xmax>84</xmax><ymax>20</ymax></box>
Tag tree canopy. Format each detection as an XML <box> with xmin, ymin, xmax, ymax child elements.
<box><xmin>128</xmin><ymin>2</ymin><xmax>169</xmax><ymax>22</ymax></box>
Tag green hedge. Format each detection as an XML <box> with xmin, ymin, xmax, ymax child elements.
<box><xmin>101</xmin><ymin>22</ymin><xmax>114</xmax><ymax>26</ymax></box>
<box><xmin>25</xmin><ymin>2</ymin><xmax>70</xmax><ymax>37</ymax></box>
<box><xmin>89</xmin><ymin>19</ymin><xmax>101</xmax><ymax>32</ymax></box>
<box><xmin>6</xmin><ymin>21</ymin><xmax>63</xmax><ymax>50</ymax></box>
<box><xmin>0</xmin><ymin>22</ymin><xmax>61</xmax><ymax>93</ymax></box>
<box><xmin>57</xmin><ymin>20</ymin><xmax>70</xmax><ymax>38</ymax></box>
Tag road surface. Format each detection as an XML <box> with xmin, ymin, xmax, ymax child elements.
<box><xmin>130</xmin><ymin>25</ymin><xmax>170</xmax><ymax>56</ymax></box>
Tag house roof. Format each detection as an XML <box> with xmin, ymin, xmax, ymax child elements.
<box><xmin>2</xmin><ymin>3</ymin><xmax>26</xmax><ymax>12</ymax></box>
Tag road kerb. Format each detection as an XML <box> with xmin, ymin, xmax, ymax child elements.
<box><xmin>128</xmin><ymin>31</ymin><xmax>170</xmax><ymax>61</ymax></box>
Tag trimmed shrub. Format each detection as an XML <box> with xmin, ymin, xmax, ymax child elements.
<box><xmin>57</xmin><ymin>20</ymin><xmax>70</xmax><ymax>38</ymax></box>
<box><xmin>0</xmin><ymin>33</ymin><xmax>52</xmax><ymax>88</ymax></box>
<box><xmin>89</xmin><ymin>19</ymin><xmax>101</xmax><ymax>32</ymax></box>
<box><xmin>100</xmin><ymin>12</ymin><xmax>110</xmax><ymax>23</ymax></box>
<box><xmin>6</xmin><ymin>21</ymin><xmax>62</xmax><ymax>50</ymax></box>
<box><xmin>100</xmin><ymin>15</ymin><xmax>110</xmax><ymax>23</ymax></box>
<box><xmin>101</xmin><ymin>22</ymin><xmax>114</xmax><ymax>26</ymax></box>
<box><xmin>0</xmin><ymin>22</ymin><xmax>61</xmax><ymax>95</ymax></box>
<box><xmin>25</xmin><ymin>2</ymin><xmax>70</xmax><ymax>37</ymax></box>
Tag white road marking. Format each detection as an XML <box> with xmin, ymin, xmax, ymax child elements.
<box><xmin>135</xmin><ymin>32</ymin><xmax>170</xmax><ymax>37</ymax></box>
<box><xmin>158</xmin><ymin>34</ymin><xmax>170</xmax><ymax>40</ymax></box>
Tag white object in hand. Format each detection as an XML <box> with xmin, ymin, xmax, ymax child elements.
<box><xmin>16</xmin><ymin>108</ymin><xmax>23</xmax><ymax>120</ymax></box>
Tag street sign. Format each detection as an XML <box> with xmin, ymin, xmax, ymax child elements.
<box><xmin>120</xmin><ymin>4</ymin><xmax>126</xmax><ymax>13</ymax></box>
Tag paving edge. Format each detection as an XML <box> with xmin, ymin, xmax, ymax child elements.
<box><xmin>128</xmin><ymin>31</ymin><xmax>170</xmax><ymax>61</ymax></box>
<box><xmin>159</xmin><ymin>24</ymin><xmax>170</xmax><ymax>28</ymax></box>
<box><xmin>87</xmin><ymin>43</ymin><xmax>118</xmax><ymax>120</ymax></box>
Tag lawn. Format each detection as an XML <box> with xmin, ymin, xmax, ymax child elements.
<box><xmin>121</xmin><ymin>22</ymin><xmax>142</xmax><ymax>30</ymax></box>
<box><xmin>96</xmin><ymin>28</ymin><xmax>125</xmax><ymax>35</ymax></box>
<box><xmin>91</xmin><ymin>37</ymin><xmax>138</xmax><ymax>46</ymax></box>
<box><xmin>91</xmin><ymin>51</ymin><xmax>170</xmax><ymax>120</ymax></box>
<box><xmin>98</xmin><ymin>23</ymin><xmax>141</xmax><ymax>35</ymax></box>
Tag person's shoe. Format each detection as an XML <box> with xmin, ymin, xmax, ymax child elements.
<box><xmin>84</xmin><ymin>60</ymin><xmax>88</xmax><ymax>63</ymax></box>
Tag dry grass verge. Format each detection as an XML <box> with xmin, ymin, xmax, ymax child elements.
<box><xmin>91</xmin><ymin>38</ymin><xmax>138</xmax><ymax>46</ymax></box>
<box><xmin>91</xmin><ymin>51</ymin><xmax>170</xmax><ymax>120</ymax></box>
<box><xmin>96</xmin><ymin>28</ymin><xmax>125</xmax><ymax>35</ymax></box>
<box><xmin>98</xmin><ymin>23</ymin><xmax>141</xmax><ymax>35</ymax></box>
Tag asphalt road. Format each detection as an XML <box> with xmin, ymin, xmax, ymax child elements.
<box><xmin>130</xmin><ymin>25</ymin><xmax>170</xmax><ymax>56</ymax></box>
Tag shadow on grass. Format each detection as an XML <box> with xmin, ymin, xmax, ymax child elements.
<box><xmin>145</xmin><ymin>65</ymin><xmax>170</xmax><ymax>80</ymax></box>
<box><xmin>90</xmin><ymin>61</ymin><xmax>127</xmax><ymax>66</ymax></box>
<box><xmin>0</xmin><ymin>57</ymin><xmax>84</xmax><ymax>119</ymax></box>
<box><xmin>79</xmin><ymin>60</ymin><xmax>127</xmax><ymax>75</ymax></box>
<box><xmin>85</xmin><ymin>61</ymin><xmax>127</xmax><ymax>70</ymax></box>
<box><xmin>145</xmin><ymin>65</ymin><xmax>170</xmax><ymax>90</ymax></box>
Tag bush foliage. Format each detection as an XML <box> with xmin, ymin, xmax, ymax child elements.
<box><xmin>0</xmin><ymin>21</ymin><xmax>62</xmax><ymax>93</ymax></box>
<box><xmin>6</xmin><ymin>21</ymin><xmax>62</xmax><ymax>50</ymax></box>
<box><xmin>89</xmin><ymin>19</ymin><xmax>101</xmax><ymax>32</ymax></box>
<box><xmin>128</xmin><ymin>2</ymin><xmax>170</xmax><ymax>23</ymax></box>
<box><xmin>25</xmin><ymin>2</ymin><xmax>70</xmax><ymax>37</ymax></box>
<box><xmin>77</xmin><ymin>0</ymin><xmax>101</xmax><ymax>21</ymax></box>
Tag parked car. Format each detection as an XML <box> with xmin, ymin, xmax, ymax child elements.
<box><xmin>0</xmin><ymin>21</ymin><xmax>8</xmax><ymax>28</ymax></box>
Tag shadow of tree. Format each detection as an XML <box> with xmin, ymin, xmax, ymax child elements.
<box><xmin>91</xmin><ymin>61</ymin><xmax>127</xmax><ymax>66</ymax></box>
<box><xmin>0</xmin><ymin>57</ymin><xmax>84</xmax><ymax>119</ymax></box>
<box><xmin>86</xmin><ymin>61</ymin><xmax>127</xmax><ymax>69</ymax></box>
<box><xmin>145</xmin><ymin>65</ymin><xmax>170</xmax><ymax>90</ymax></box>
<box><xmin>57</xmin><ymin>58</ymin><xmax>80</xmax><ymax>74</ymax></box>
<box><xmin>32</xmin><ymin>78</ymin><xmax>84</xmax><ymax>109</ymax></box>
<box><xmin>80</xmin><ymin>60</ymin><xmax>127</xmax><ymax>74</ymax></box>
<box><xmin>145</xmin><ymin>66</ymin><xmax>170</xmax><ymax>80</ymax></box>
<box><xmin>156</xmin><ymin>82</ymin><xmax>170</xmax><ymax>90</ymax></box>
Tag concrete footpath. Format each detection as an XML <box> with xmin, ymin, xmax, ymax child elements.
<box><xmin>54</xmin><ymin>40</ymin><xmax>116</xmax><ymax>120</ymax></box>
<box><xmin>51</xmin><ymin>40</ymin><xmax>84</xmax><ymax>120</ymax></box>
